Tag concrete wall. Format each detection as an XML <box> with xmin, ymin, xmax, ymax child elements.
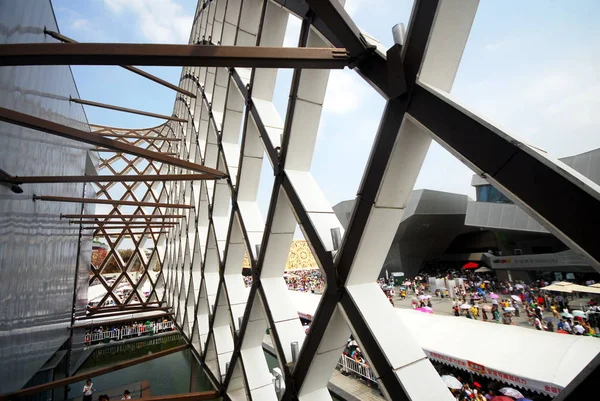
<box><xmin>0</xmin><ymin>0</ymin><xmax>93</xmax><ymax>392</ymax></box>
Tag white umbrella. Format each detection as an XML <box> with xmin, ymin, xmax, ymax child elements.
<box><xmin>499</xmin><ymin>387</ymin><xmax>524</xmax><ymax>399</ymax></box>
<box><xmin>418</xmin><ymin>295</ymin><xmax>427</xmax><ymax>300</ymax></box>
<box><xmin>504</xmin><ymin>306</ymin><xmax>516</xmax><ymax>312</ymax></box>
<box><xmin>424</xmin><ymin>295</ymin><xmax>432</xmax><ymax>299</ymax></box>
<box><xmin>441</xmin><ymin>375</ymin><xmax>463</xmax><ymax>390</ymax></box>
<box><xmin>510</xmin><ymin>295</ymin><xmax>522</xmax><ymax>303</ymax></box>
<box><xmin>460</xmin><ymin>303</ymin><xmax>472</xmax><ymax>309</ymax></box>
<box><xmin>515</xmin><ymin>284</ymin><xmax>525</xmax><ymax>289</ymax></box>
<box><xmin>572</xmin><ymin>310</ymin><xmax>587</xmax><ymax>318</ymax></box>
<box><xmin>561</xmin><ymin>311</ymin><xmax>574</xmax><ymax>319</ymax></box>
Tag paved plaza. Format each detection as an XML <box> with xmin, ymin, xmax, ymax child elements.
<box><xmin>390</xmin><ymin>288</ymin><xmax>593</xmax><ymax>330</ymax></box>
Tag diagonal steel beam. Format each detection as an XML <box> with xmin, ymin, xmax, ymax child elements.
<box><xmin>274</xmin><ymin>0</ymin><xmax>391</xmax><ymax>97</ymax></box>
<box><xmin>0</xmin><ymin>107</ymin><xmax>225</xmax><ymax>177</ymax></box>
<box><xmin>43</xmin><ymin>29</ymin><xmax>197</xmax><ymax>99</ymax></box>
<box><xmin>408</xmin><ymin>84</ymin><xmax>600</xmax><ymax>271</ymax></box>
<box><xmin>0</xmin><ymin>43</ymin><xmax>350</xmax><ymax>69</ymax></box>
<box><xmin>71</xmin><ymin>97</ymin><xmax>187</xmax><ymax>122</ymax></box>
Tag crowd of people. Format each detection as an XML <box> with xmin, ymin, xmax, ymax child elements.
<box><xmin>434</xmin><ymin>366</ymin><xmax>548</xmax><ymax>401</ymax></box>
<box><xmin>84</xmin><ymin>318</ymin><xmax>174</xmax><ymax>346</ymax></box>
<box><xmin>243</xmin><ymin>269</ymin><xmax>326</xmax><ymax>293</ymax></box>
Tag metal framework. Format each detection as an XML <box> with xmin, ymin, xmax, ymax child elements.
<box><xmin>1</xmin><ymin>0</ymin><xmax>598</xmax><ymax>400</ymax></box>
<box><xmin>157</xmin><ymin>1</ymin><xmax>599</xmax><ymax>400</ymax></box>
<box><xmin>43</xmin><ymin>29</ymin><xmax>198</xmax><ymax>98</ymax></box>
<box><xmin>0</xmin><ymin>43</ymin><xmax>350</xmax><ymax>69</ymax></box>
<box><xmin>70</xmin><ymin>97</ymin><xmax>188</xmax><ymax>122</ymax></box>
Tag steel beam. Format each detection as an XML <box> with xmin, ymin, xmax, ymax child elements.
<box><xmin>0</xmin><ymin>43</ymin><xmax>350</xmax><ymax>69</ymax></box>
<box><xmin>0</xmin><ymin>107</ymin><xmax>225</xmax><ymax>177</ymax></box>
<box><xmin>71</xmin><ymin>97</ymin><xmax>187</xmax><ymax>122</ymax></box>
<box><xmin>407</xmin><ymin>84</ymin><xmax>600</xmax><ymax>270</ymax></box>
<box><xmin>62</xmin><ymin>214</ymin><xmax>185</xmax><ymax>219</ymax></box>
<box><xmin>128</xmin><ymin>392</ymin><xmax>219</xmax><ymax>401</ymax></box>
<box><xmin>33</xmin><ymin>195</ymin><xmax>195</xmax><ymax>208</ymax></box>
<box><xmin>274</xmin><ymin>0</ymin><xmax>391</xmax><ymax>97</ymax></box>
<box><xmin>44</xmin><ymin>29</ymin><xmax>197</xmax><ymax>99</ymax></box>
<box><xmin>9</xmin><ymin>174</ymin><xmax>216</xmax><ymax>184</ymax></box>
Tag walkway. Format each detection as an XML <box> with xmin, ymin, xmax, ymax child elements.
<box><xmin>262</xmin><ymin>336</ymin><xmax>384</xmax><ymax>401</ymax></box>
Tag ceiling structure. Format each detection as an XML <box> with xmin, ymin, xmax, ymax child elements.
<box><xmin>0</xmin><ymin>0</ymin><xmax>598</xmax><ymax>400</ymax></box>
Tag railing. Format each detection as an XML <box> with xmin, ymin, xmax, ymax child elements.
<box><xmin>84</xmin><ymin>321</ymin><xmax>175</xmax><ymax>345</ymax></box>
<box><xmin>91</xmin><ymin>333</ymin><xmax>182</xmax><ymax>358</ymax></box>
<box><xmin>337</xmin><ymin>354</ymin><xmax>378</xmax><ymax>383</ymax></box>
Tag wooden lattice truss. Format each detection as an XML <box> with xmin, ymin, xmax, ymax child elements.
<box><xmin>89</xmin><ymin>123</ymin><xmax>183</xmax><ymax>309</ymax></box>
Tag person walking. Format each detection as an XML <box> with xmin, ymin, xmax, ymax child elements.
<box><xmin>83</xmin><ymin>378</ymin><xmax>94</xmax><ymax>401</ymax></box>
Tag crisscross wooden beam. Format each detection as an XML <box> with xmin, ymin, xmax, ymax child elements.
<box><xmin>95</xmin><ymin>149</ymin><xmax>178</xmax><ymax>156</ymax></box>
<box><xmin>71</xmin><ymin>97</ymin><xmax>187</xmax><ymax>122</ymax></box>
<box><xmin>33</xmin><ymin>195</ymin><xmax>194</xmax><ymax>208</ymax></box>
<box><xmin>0</xmin><ymin>107</ymin><xmax>225</xmax><ymax>177</ymax></box>
<box><xmin>96</xmin><ymin>133</ymin><xmax>181</xmax><ymax>141</ymax></box>
<box><xmin>62</xmin><ymin>214</ymin><xmax>186</xmax><ymax>219</ymax></box>
<box><xmin>87</xmin><ymin>232</ymin><xmax>169</xmax><ymax>236</ymax></box>
<box><xmin>9</xmin><ymin>174</ymin><xmax>213</xmax><ymax>184</ymax></box>
<box><xmin>0</xmin><ymin>43</ymin><xmax>350</xmax><ymax>69</ymax></box>
<box><xmin>76</xmin><ymin>221</ymin><xmax>177</xmax><ymax>225</ymax></box>
<box><xmin>43</xmin><ymin>29</ymin><xmax>197</xmax><ymax>99</ymax></box>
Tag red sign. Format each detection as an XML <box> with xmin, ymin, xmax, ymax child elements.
<box><xmin>468</xmin><ymin>361</ymin><xmax>485</xmax><ymax>374</ymax></box>
<box><xmin>424</xmin><ymin>350</ymin><xmax>563</xmax><ymax>397</ymax></box>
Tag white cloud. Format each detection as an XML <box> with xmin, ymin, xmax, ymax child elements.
<box><xmin>103</xmin><ymin>0</ymin><xmax>193</xmax><ymax>43</ymax></box>
<box><xmin>323</xmin><ymin>70</ymin><xmax>367</xmax><ymax>114</ymax></box>
<box><xmin>71</xmin><ymin>18</ymin><xmax>91</xmax><ymax>31</ymax></box>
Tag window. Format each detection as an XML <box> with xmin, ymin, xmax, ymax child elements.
<box><xmin>476</xmin><ymin>185</ymin><xmax>512</xmax><ymax>204</ymax></box>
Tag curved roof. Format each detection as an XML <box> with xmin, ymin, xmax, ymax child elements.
<box><xmin>287</xmin><ymin>290</ymin><xmax>600</xmax><ymax>396</ymax></box>
<box><xmin>396</xmin><ymin>309</ymin><xmax>600</xmax><ymax>395</ymax></box>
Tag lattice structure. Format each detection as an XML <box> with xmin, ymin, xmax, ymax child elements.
<box><xmin>90</xmin><ymin>124</ymin><xmax>182</xmax><ymax>309</ymax></box>
<box><xmin>155</xmin><ymin>1</ymin><xmax>600</xmax><ymax>400</ymax></box>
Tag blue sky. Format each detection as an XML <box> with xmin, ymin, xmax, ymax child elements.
<box><xmin>53</xmin><ymin>0</ymin><xmax>600</xmax><ymax>219</ymax></box>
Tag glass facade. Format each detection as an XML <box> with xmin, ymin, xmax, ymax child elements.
<box><xmin>476</xmin><ymin>184</ymin><xmax>513</xmax><ymax>204</ymax></box>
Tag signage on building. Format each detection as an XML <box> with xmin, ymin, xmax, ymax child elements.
<box><xmin>424</xmin><ymin>350</ymin><xmax>563</xmax><ymax>397</ymax></box>
<box><xmin>489</xmin><ymin>251</ymin><xmax>588</xmax><ymax>270</ymax></box>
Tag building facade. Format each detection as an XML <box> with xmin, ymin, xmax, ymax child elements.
<box><xmin>0</xmin><ymin>0</ymin><xmax>94</xmax><ymax>393</ymax></box>
<box><xmin>333</xmin><ymin>149</ymin><xmax>600</xmax><ymax>280</ymax></box>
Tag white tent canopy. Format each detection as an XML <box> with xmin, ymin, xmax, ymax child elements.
<box><xmin>88</xmin><ymin>284</ymin><xmax>108</xmax><ymax>302</ymax></box>
<box><xmin>287</xmin><ymin>290</ymin><xmax>322</xmax><ymax>321</ymax></box>
<box><xmin>541</xmin><ymin>281</ymin><xmax>600</xmax><ymax>295</ymax></box>
<box><xmin>396</xmin><ymin>309</ymin><xmax>600</xmax><ymax>397</ymax></box>
<box><xmin>281</xmin><ymin>290</ymin><xmax>600</xmax><ymax>397</ymax></box>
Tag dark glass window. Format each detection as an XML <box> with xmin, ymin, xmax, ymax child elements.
<box><xmin>476</xmin><ymin>185</ymin><xmax>512</xmax><ymax>204</ymax></box>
